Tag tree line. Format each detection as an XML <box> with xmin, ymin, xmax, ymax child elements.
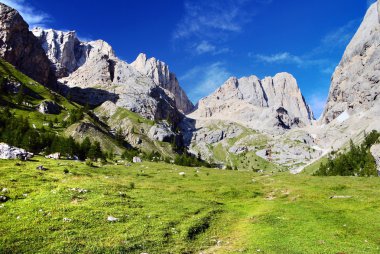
<box><xmin>0</xmin><ymin>107</ymin><xmax>104</xmax><ymax>161</ymax></box>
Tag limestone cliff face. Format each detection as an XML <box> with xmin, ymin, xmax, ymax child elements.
<box><xmin>33</xmin><ymin>28</ymin><xmax>192</xmax><ymax>122</ymax></box>
<box><xmin>32</xmin><ymin>28</ymin><xmax>191</xmax><ymax>122</ymax></box>
<box><xmin>190</xmin><ymin>72</ymin><xmax>313</xmax><ymax>131</ymax></box>
<box><xmin>131</xmin><ymin>53</ymin><xmax>194</xmax><ymax>114</ymax></box>
<box><xmin>32</xmin><ymin>28</ymin><xmax>86</xmax><ymax>78</ymax></box>
<box><xmin>0</xmin><ymin>3</ymin><xmax>54</xmax><ymax>86</ymax></box>
<box><xmin>322</xmin><ymin>1</ymin><xmax>380</xmax><ymax>123</ymax></box>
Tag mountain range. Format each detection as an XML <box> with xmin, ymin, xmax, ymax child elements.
<box><xmin>0</xmin><ymin>1</ymin><xmax>379</xmax><ymax>171</ymax></box>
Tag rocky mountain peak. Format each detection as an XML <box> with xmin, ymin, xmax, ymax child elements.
<box><xmin>321</xmin><ymin>1</ymin><xmax>380</xmax><ymax>123</ymax></box>
<box><xmin>190</xmin><ymin>72</ymin><xmax>313</xmax><ymax>132</ymax></box>
<box><xmin>0</xmin><ymin>3</ymin><xmax>54</xmax><ymax>86</ymax></box>
<box><xmin>131</xmin><ymin>53</ymin><xmax>194</xmax><ymax>114</ymax></box>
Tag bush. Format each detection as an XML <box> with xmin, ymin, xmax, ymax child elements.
<box><xmin>85</xmin><ymin>159</ymin><xmax>94</xmax><ymax>167</ymax></box>
<box><xmin>128</xmin><ymin>182</ymin><xmax>135</xmax><ymax>190</ymax></box>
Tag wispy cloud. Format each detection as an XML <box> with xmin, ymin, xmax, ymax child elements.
<box><xmin>173</xmin><ymin>0</ymin><xmax>271</xmax><ymax>55</ymax></box>
<box><xmin>180</xmin><ymin>62</ymin><xmax>231</xmax><ymax>102</ymax></box>
<box><xmin>254</xmin><ymin>52</ymin><xmax>328</xmax><ymax>69</ymax></box>
<box><xmin>193</xmin><ymin>41</ymin><xmax>231</xmax><ymax>55</ymax></box>
<box><xmin>252</xmin><ymin>19</ymin><xmax>359</xmax><ymax>74</ymax></box>
<box><xmin>1</xmin><ymin>0</ymin><xmax>51</xmax><ymax>28</ymax></box>
<box><xmin>316</xmin><ymin>19</ymin><xmax>359</xmax><ymax>54</ymax></box>
<box><xmin>173</xmin><ymin>0</ymin><xmax>253</xmax><ymax>40</ymax></box>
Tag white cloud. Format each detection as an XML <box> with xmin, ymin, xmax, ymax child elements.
<box><xmin>195</xmin><ymin>41</ymin><xmax>216</xmax><ymax>54</ymax></box>
<box><xmin>173</xmin><ymin>0</ymin><xmax>264</xmax><ymax>55</ymax></box>
<box><xmin>254</xmin><ymin>52</ymin><xmax>328</xmax><ymax>70</ymax></box>
<box><xmin>255</xmin><ymin>52</ymin><xmax>303</xmax><ymax>65</ymax></box>
<box><xmin>173</xmin><ymin>0</ymin><xmax>252</xmax><ymax>40</ymax></box>
<box><xmin>180</xmin><ymin>62</ymin><xmax>231</xmax><ymax>103</ymax></box>
<box><xmin>1</xmin><ymin>0</ymin><xmax>50</xmax><ymax>28</ymax></box>
<box><xmin>193</xmin><ymin>41</ymin><xmax>231</xmax><ymax>55</ymax></box>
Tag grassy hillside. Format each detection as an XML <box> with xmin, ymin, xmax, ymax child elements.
<box><xmin>0</xmin><ymin>58</ymin><xmax>77</xmax><ymax>126</ymax></box>
<box><xmin>0</xmin><ymin>157</ymin><xmax>379</xmax><ymax>253</ymax></box>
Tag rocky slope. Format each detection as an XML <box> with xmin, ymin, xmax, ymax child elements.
<box><xmin>32</xmin><ymin>28</ymin><xmax>192</xmax><ymax>122</ymax></box>
<box><xmin>190</xmin><ymin>72</ymin><xmax>314</xmax><ymax>132</ymax></box>
<box><xmin>0</xmin><ymin>3</ymin><xmax>54</xmax><ymax>87</ymax></box>
<box><xmin>321</xmin><ymin>1</ymin><xmax>380</xmax><ymax>124</ymax></box>
<box><xmin>131</xmin><ymin>53</ymin><xmax>194</xmax><ymax>114</ymax></box>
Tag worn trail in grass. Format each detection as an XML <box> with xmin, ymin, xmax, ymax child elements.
<box><xmin>0</xmin><ymin>157</ymin><xmax>379</xmax><ymax>253</ymax></box>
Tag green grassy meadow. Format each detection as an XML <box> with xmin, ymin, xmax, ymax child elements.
<box><xmin>0</xmin><ymin>157</ymin><xmax>379</xmax><ymax>253</ymax></box>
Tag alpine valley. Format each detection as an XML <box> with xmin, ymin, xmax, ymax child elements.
<box><xmin>0</xmin><ymin>1</ymin><xmax>380</xmax><ymax>253</ymax></box>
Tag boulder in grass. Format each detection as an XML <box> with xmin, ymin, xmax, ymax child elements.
<box><xmin>133</xmin><ymin>157</ymin><xmax>142</xmax><ymax>163</ymax></box>
<box><xmin>0</xmin><ymin>195</ymin><xmax>9</xmax><ymax>203</ymax></box>
<box><xmin>107</xmin><ymin>216</ymin><xmax>119</xmax><ymax>222</ymax></box>
<box><xmin>0</xmin><ymin>143</ymin><xmax>33</xmax><ymax>160</ymax></box>
<box><xmin>45</xmin><ymin>152</ymin><xmax>61</xmax><ymax>160</ymax></box>
<box><xmin>36</xmin><ymin>165</ymin><xmax>48</xmax><ymax>171</ymax></box>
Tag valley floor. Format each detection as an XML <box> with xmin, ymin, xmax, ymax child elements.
<box><xmin>0</xmin><ymin>157</ymin><xmax>379</xmax><ymax>253</ymax></box>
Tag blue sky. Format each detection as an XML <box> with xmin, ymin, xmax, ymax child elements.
<box><xmin>2</xmin><ymin>0</ymin><xmax>376</xmax><ymax>118</ymax></box>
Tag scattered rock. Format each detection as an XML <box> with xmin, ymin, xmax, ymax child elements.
<box><xmin>0</xmin><ymin>195</ymin><xmax>9</xmax><ymax>203</ymax></box>
<box><xmin>179</xmin><ymin>172</ymin><xmax>186</xmax><ymax>176</ymax></box>
<box><xmin>107</xmin><ymin>216</ymin><xmax>119</xmax><ymax>222</ymax></box>
<box><xmin>36</xmin><ymin>165</ymin><xmax>47</xmax><ymax>171</ymax></box>
<box><xmin>45</xmin><ymin>152</ymin><xmax>61</xmax><ymax>160</ymax></box>
<box><xmin>1</xmin><ymin>188</ymin><xmax>9</xmax><ymax>193</ymax></box>
<box><xmin>133</xmin><ymin>157</ymin><xmax>142</xmax><ymax>163</ymax></box>
<box><xmin>329</xmin><ymin>195</ymin><xmax>352</xmax><ymax>199</ymax></box>
<box><xmin>63</xmin><ymin>218</ymin><xmax>72</xmax><ymax>222</ymax></box>
<box><xmin>69</xmin><ymin>188</ymin><xmax>88</xmax><ymax>194</ymax></box>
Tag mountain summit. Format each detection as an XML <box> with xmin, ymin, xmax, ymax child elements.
<box><xmin>190</xmin><ymin>72</ymin><xmax>314</xmax><ymax>132</ymax></box>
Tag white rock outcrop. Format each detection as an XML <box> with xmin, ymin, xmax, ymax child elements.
<box><xmin>32</xmin><ymin>28</ymin><xmax>190</xmax><ymax>122</ymax></box>
<box><xmin>0</xmin><ymin>143</ymin><xmax>33</xmax><ymax>160</ymax></box>
<box><xmin>131</xmin><ymin>53</ymin><xmax>194</xmax><ymax>114</ymax></box>
<box><xmin>322</xmin><ymin>1</ymin><xmax>380</xmax><ymax>123</ymax></box>
<box><xmin>190</xmin><ymin>72</ymin><xmax>313</xmax><ymax>132</ymax></box>
<box><xmin>148</xmin><ymin>121</ymin><xmax>175</xmax><ymax>142</ymax></box>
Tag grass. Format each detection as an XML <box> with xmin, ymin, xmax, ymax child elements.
<box><xmin>0</xmin><ymin>157</ymin><xmax>379</xmax><ymax>253</ymax></box>
<box><xmin>0</xmin><ymin>58</ymin><xmax>79</xmax><ymax>132</ymax></box>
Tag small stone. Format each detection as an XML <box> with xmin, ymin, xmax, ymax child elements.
<box><xmin>107</xmin><ymin>216</ymin><xmax>119</xmax><ymax>222</ymax></box>
<box><xmin>179</xmin><ymin>172</ymin><xmax>186</xmax><ymax>176</ymax></box>
<box><xmin>63</xmin><ymin>218</ymin><xmax>72</xmax><ymax>222</ymax></box>
<box><xmin>0</xmin><ymin>196</ymin><xmax>9</xmax><ymax>203</ymax></box>
<box><xmin>133</xmin><ymin>157</ymin><xmax>142</xmax><ymax>163</ymax></box>
<box><xmin>1</xmin><ymin>188</ymin><xmax>9</xmax><ymax>193</ymax></box>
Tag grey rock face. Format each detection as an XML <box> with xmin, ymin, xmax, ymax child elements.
<box><xmin>32</xmin><ymin>28</ymin><xmax>85</xmax><ymax>78</ymax></box>
<box><xmin>370</xmin><ymin>144</ymin><xmax>380</xmax><ymax>174</ymax></box>
<box><xmin>148</xmin><ymin>121</ymin><xmax>175</xmax><ymax>142</ymax></box>
<box><xmin>0</xmin><ymin>143</ymin><xmax>33</xmax><ymax>160</ymax></box>
<box><xmin>131</xmin><ymin>53</ymin><xmax>194</xmax><ymax>114</ymax></box>
<box><xmin>32</xmin><ymin>29</ymin><xmax>188</xmax><ymax>123</ymax></box>
<box><xmin>191</xmin><ymin>72</ymin><xmax>313</xmax><ymax>132</ymax></box>
<box><xmin>37</xmin><ymin>100</ymin><xmax>61</xmax><ymax>114</ymax></box>
<box><xmin>0</xmin><ymin>3</ymin><xmax>54</xmax><ymax>86</ymax></box>
<box><xmin>322</xmin><ymin>2</ymin><xmax>380</xmax><ymax>123</ymax></box>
